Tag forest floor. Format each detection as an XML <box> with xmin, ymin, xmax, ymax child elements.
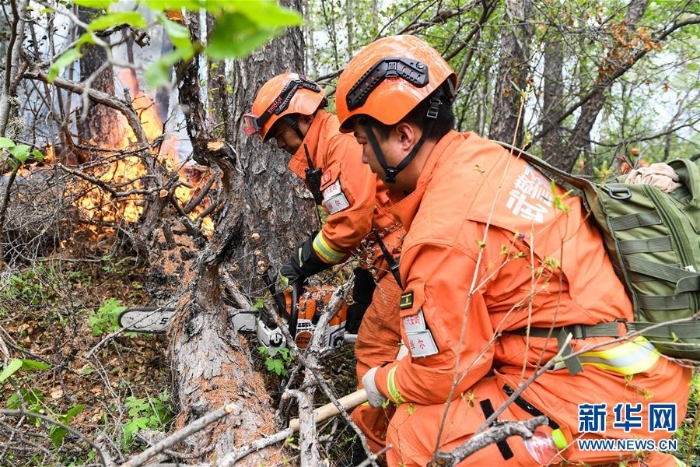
<box><xmin>0</xmin><ymin>223</ymin><xmax>360</xmax><ymax>466</ymax></box>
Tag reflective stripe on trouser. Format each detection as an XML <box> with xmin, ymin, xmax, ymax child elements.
<box><xmin>312</xmin><ymin>232</ymin><xmax>344</xmax><ymax>264</ymax></box>
<box><xmin>353</xmin><ymin>273</ymin><xmax>402</xmax><ymax>453</ymax></box>
<box><xmin>550</xmin><ymin>336</ymin><xmax>660</xmax><ymax>375</ymax></box>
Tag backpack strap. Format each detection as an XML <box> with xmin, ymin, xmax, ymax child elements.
<box><xmin>626</xmin><ymin>257</ymin><xmax>700</xmax><ymax>294</ymax></box>
<box><xmin>626</xmin><ymin>321</ymin><xmax>700</xmax><ymax>339</ymax></box>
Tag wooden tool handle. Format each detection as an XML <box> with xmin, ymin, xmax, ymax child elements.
<box><xmin>289</xmin><ymin>389</ymin><xmax>367</xmax><ymax>432</ymax></box>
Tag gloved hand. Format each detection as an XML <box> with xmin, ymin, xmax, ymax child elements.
<box><xmin>278</xmin><ymin>231</ymin><xmax>332</xmax><ymax>289</ymax></box>
<box><xmin>362</xmin><ymin>367</ymin><xmax>388</xmax><ymax>408</ymax></box>
<box><xmin>345</xmin><ymin>267</ymin><xmax>377</xmax><ymax>334</ymax></box>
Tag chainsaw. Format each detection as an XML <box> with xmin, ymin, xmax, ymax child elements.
<box><xmin>118</xmin><ymin>267</ymin><xmax>349</xmax><ymax>355</ymax></box>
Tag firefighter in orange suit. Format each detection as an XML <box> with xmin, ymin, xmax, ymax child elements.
<box><xmin>244</xmin><ymin>73</ymin><xmax>405</xmax><ymax>455</ymax></box>
<box><xmin>335</xmin><ymin>35</ymin><xmax>691</xmax><ymax>466</ymax></box>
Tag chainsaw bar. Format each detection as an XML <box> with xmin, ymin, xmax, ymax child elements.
<box><xmin>118</xmin><ymin>307</ymin><xmax>175</xmax><ymax>333</ymax></box>
<box><xmin>118</xmin><ymin>307</ymin><xmax>260</xmax><ymax>333</ymax></box>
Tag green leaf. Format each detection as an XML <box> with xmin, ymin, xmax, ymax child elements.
<box><xmin>145</xmin><ymin>0</ymin><xmax>202</xmax><ymax>12</ymax></box>
<box><xmin>206</xmin><ymin>12</ymin><xmax>278</xmax><ymax>60</ymax></box>
<box><xmin>9</xmin><ymin>145</ymin><xmax>30</xmax><ymax>163</ymax></box>
<box><xmin>20</xmin><ymin>359</ymin><xmax>51</xmax><ymax>371</ymax></box>
<box><xmin>0</xmin><ymin>137</ymin><xmax>15</xmax><ymax>149</ymax></box>
<box><xmin>159</xmin><ymin>14</ymin><xmax>191</xmax><ymax>50</ymax></box>
<box><xmin>63</xmin><ymin>404</ymin><xmax>85</xmax><ymax>422</ymax></box>
<box><xmin>48</xmin><ymin>48</ymin><xmax>82</xmax><ymax>83</ymax></box>
<box><xmin>0</xmin><ymin>359</ymin><xmax>24</xmax><ymax>384</ymax></box>
<box><xmin>232</xmin><ymin>0</ymin><xmax>303</xmax><ymax>27</ymax></box>
<box><xmin>265</xmin><ymin>357</ymin><xmax>288</xmax><ymax>377</ymax></box>
<box><xmin>71</xmin><ymin>0</ymin><xmax>113</xmax><ymax>9</ymax></box>
<box><xmin>87</xmin><ymin>12</ymin><xmax>147</xmax><ymax>32</ymax></box>
<box><xmin>144</xmin><ymin>48</ymin><xmax>193</xmax><ymax>89</ymax></box>
<box><xmin>50</xmin><ymin>426</ymin><xmax>68</xmax><ymax>447</ymax></box>
<box><xmin>76</xmin><ymin>32</ymin><xmax>96</xmax><ymax>49</ymax></box>
<box><xmin>32</xmin><ymin>149</ymin><xmax>45</xmax><ymax>161</ymax></box>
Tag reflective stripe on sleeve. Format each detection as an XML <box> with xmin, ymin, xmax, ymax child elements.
<box><xmin>312</xmin><ymin>232</ymin><xmax>345</xmax><ymax>264</ymax></box>
<box><xmin>386</xmin><ymin>366</ymin><xmax>406</xmax><ymax>405</ymax></box>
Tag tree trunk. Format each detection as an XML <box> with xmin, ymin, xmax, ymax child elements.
<box><xmin>558</xmin><ymin>0</ymin><xmax>649</xmax><ymax>173</ymax></box>
<box><xmin>489</xmin><ymin>0</ymin><xmax>533</xmax><ymax>147</ymax></box>
<box><xmin>168</xmin><ymin>2</ymin><xmax>314</xmax><ymax>462</ymax></box>
<box><xmin>346</xmin><ymin>0</ymin><xmax>353</xmax><ymax>57</ymax></box>
<box><xmin>0</xmin><ymin>0</ymin><xmax>29</xmax><ymax>138</ymax></box>
<box><xmin>76</xmin><ymin>7</ymin><xmax>122</xmax><ymax>152</ymax></box>
<box><xmin>228</xmin><ymin>0</ymin><xmax>316</xmax><ymax>295</ymax></box>
<box><xmin>539</xmin><ymin>33</ymin><xmax>565</xmax><ymax>164</ymax></box>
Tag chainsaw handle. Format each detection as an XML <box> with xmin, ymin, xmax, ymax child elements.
<box><xmin>289</xmin><ymin>389</ymin><xmax>368</xmax><ymax>432</ymax></box>
<box><xmin>288</xmin><ymin>281</ymin><xmax>300</xmax><ymax>339</ymax></box>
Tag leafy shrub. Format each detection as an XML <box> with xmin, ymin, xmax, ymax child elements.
<box><xmin>87</xmin><ymin>298</ymin><xmax>126</xmax><ymax>336</ymax></box>
<box><xmin>122</xmin><ymin>391</ymin><xmax>173</xmax><ymax>449</ymax></box>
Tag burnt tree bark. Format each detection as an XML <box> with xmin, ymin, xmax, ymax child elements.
<box><xmin>228</xmin><ymin>0</ymin><xmax>316</xmax><ymax>294</ymax></box>
<box><xmin>489</xmin><ymin>0</ymin><xmax>534</xmax><ymax>148</ymax></box>
<box><xmin>167</xmin><ymin>2</ymin><xmax>313</xmax><ymax>463</ymax></box>
<box><xmin>76</xmin><ymin>7</ymin><xmax>122</xmax><ymax>152</ymax></box>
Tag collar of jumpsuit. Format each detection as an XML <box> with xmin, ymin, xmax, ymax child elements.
<box><xmin>286</xmin><ymin>109</ymin><xmax>332</xmax><ymax>179</ymax></box>
<box><xmin>385</xmin><ymin>129</ymin><xmax>462</xmax><ymax>231</ymax></box>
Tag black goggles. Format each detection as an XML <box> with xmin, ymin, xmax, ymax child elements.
<box><xmin>346</xmin><ymin>57</ymin><xmax>429</xmax><ymax>111</ymax></box>
<box><xmin>243</xmin><ymin>76</ymin><xmax>322</xmax><ymax>136</ymax></box>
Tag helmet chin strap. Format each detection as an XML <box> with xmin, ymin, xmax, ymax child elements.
<box><xmin>363</xmin><ymin>98</ymin><xmax>441</xmax><ymax>184</ymax></box>
<box><xmin>284</xmin><ymin>115</ymin><xmax>306</xmax><ymax>141</ymax></box>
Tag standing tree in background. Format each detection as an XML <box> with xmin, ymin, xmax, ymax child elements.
<box><xmin>489</xmin><ymin>0</ymin><xmax>534</xmax><ymax>148</ymax></box>
<box><xmin>76</xmin><ymin>6</ymin><xmax>122</xmax><ymax>152</ymax></box>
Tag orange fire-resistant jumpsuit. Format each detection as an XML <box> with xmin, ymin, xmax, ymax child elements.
<box><xmin>371</xmin><ymin>131</ymin><xmax>691</xmax><ymax>466</ymax></box>
<box><xmin>287</xmin><ymin>109</ymin><xmax>405</xmax><ymax>452</ymax></box>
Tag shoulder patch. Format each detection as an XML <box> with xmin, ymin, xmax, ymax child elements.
<box><xmin>321</xmin><ymin>171</ymin><xmax>332</xmax><ymax>185</ymax></box>
<box><xmin>399</xmin><ymin>291</ymin><xmax>413</xmax><ymax>310</ymax></box>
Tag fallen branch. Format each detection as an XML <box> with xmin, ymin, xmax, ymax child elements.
<box><xmin>218</xmin><ymin>428</ymin><xmax>294</xmax><ymax>467</ymax></box>
<box><xmin>120</xmin><ymin>402</ymin><xmax>238</xmax><ymax>467</ymax></box>
<box><xmin>428</xmin><ymin>416</ymin><xmax>548</xmax><ymax>467</ymax></box>
<box><xmin>0</xmin><ymin>409</ymin><xmax>112</xmax><ymax>467</ymax></box>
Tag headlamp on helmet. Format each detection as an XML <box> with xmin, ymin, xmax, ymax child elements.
<box><xmin>346</xmin><ymin>57</ymin><xmax>429</xmax><ymax>111</ymax></box>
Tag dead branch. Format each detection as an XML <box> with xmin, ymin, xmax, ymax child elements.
<box><xmin>183</xmin><ymin>174</ymin><xmax>215</xmax><ymax>214</ymax></box>
<box><xmin>284</xmin><ymin>388</ymin><xmax>320</xmax><ymax>466</ymax></box>
<box><xmin>23</xmin><ymin>69</ymin><xmax>149</xmax><ymax>146</ymax></box>
<box><xmin>535</xmin><ymin>13</ymin><xmax>700</xmax><ymax>145</ymax></box>
<box><xmin>0</xmin><ymin>409</ymin><xmax>112</xmax><ymax>467</ymax></box>
<box><xmin>219</xmin><ymin>428</ymin><xmax>294</xmax><ymax>467</ymax></box>
<box><xmin>428</xmin><ymin>416</ymin><xmax>549</xmax><ymax>467</ymax></box>
<box><xmin>120</xmin><ymin>402</ymin><xmax>239</xmax><ymax>467</ymax></box>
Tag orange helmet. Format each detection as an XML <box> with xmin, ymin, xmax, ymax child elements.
<box><xmin>243</xmin><ymin>72</ymin><xmax>326</xmax><ymax>140</ymax></box>
<box><xmin>336</xmin><ymin>35</ymin><xmax>457</xmax><ymax>132</ymax></box>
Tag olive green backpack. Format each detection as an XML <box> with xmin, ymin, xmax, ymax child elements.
<box><xmin>508</xmin><ymin>146</ymin><xmax>700</xmax><ymax>361</ymax></box>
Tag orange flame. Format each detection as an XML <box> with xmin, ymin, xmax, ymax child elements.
<box><xmin>72</xmin><ymin>69</ymin><xmax>214</xmax><ymax>236</ymax></box>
